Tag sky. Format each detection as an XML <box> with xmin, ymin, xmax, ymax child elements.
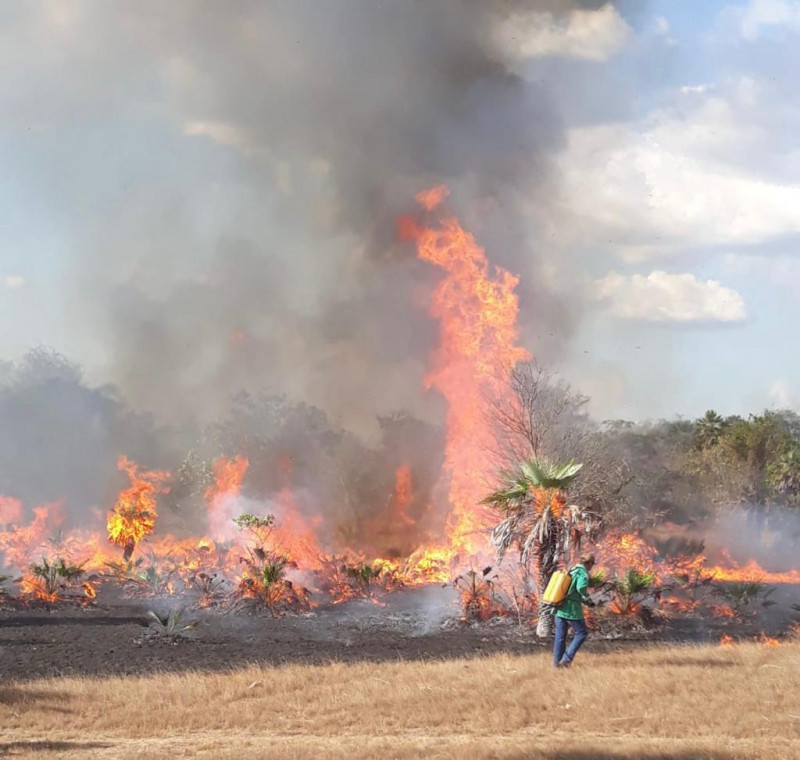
<box><xmin>0</xmin><ymin>0</ymin><xmax>799</xmax><ymax>427</ymax></box>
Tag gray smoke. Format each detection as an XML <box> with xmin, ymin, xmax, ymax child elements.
<box><xmin>29</xmin><ymin>0</ymin><xmax>637</xmax><ymax>435</ymax></box>
<box><xmin>704</xmin><ymin>507</ymin><xmax>800</xmax><ymax>572</ymax></box>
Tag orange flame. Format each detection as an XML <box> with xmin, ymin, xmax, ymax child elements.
<box><xmin>205</xmin><ymin>455</ymin><xmax>249</xmax><ymax>540</ymax></box>
<box><xmin>0</xmin><ymin>502</ymin><xmax>64</xmax><ymax>570</ymax></box>
<box><xmin>20</xmin><ymin>576</ymin><xmax>58</xmax><ymax>603</ymax></box>
<box><xmin>270</xmin><ymin>457</ymin><xmax>325</xmax><ymax>570</ymax></box>
<box><xmin>758</xmin><ymin>632</ymin><xmax>780</xmax><ymax>648</ymax></box>
<box><xmin>107</xmin><ymin>456</ymin><xmax>169</xmax><ymax>558</ymax></box>
<box><xmin>392</xmin><ymin>465</ymin><xmax>416</xmax><ymax>528</ymax></box>
<box><xmin>703</xmin><ymin>560</ymin><xmax>800</xmax><ymax>585</ymax></box>
<box><xmin>0</xmin><ymin>495</ymin><xmax>23</xmax><ymax>525</ymax></box>
<box><xmin>720</xmin><ymin>634</ymin><xmax>735</xmax><ymax>647</ymax></box>
<box><xmin>410</xmin><ymin>188</ymin><xmax>529</xmax><ymax>555</ymax></box>
<box><xmin>415</xmin><ymin>184</ymin><xmax>450</xmax><ymax>211</ymax></box>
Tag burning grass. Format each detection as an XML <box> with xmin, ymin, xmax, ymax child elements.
<box><xmin>0</xmin><ymin>642</ymin><xmax>798</xmax><ymax>759</ymax></box>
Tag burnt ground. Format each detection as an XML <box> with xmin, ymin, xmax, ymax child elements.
<box><xmin>1</xmin><ymin>585</ymin><xmax>798</xmax><ymax>682</ymax></box>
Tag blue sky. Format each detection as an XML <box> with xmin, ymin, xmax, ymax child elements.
<box><xmin>0</xmin><ymin>1</ymin><xmax>798</xmax><ymax>427</ymax></box>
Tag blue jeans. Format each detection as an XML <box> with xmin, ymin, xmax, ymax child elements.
<box><xmin>553</xmin><ymin>616</ymin><xmax>588</xmax><ymax>667</ymax></box>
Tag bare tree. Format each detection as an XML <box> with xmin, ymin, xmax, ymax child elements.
<box><xmin>486</xmin><ymin>362</ymin><xmax>632</xmax><ymax>522</ymax></box>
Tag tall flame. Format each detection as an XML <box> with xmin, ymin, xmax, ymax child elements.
<box><xmin>205</xmin><ymin>455</ymin><xmax>249</xmax><ymax>541</ymax></box>
<box><xmin>107</xmin><ymin>456</ymin><xmax>170</xmax><ymax>559</ymax></box>
<box><xmin>392</xmin><ymin>464</ymin><xmax>416</xmax><ymax>528</ymax></box>
<box><xmin>270</xmin><ymin>456</ymin><xmax>324</xmax><ymax>569</ymax></box>
<box><xmin>409</xmin><ymin>188</ymin><xmax>529</xmax><ymax>555</ymax></box>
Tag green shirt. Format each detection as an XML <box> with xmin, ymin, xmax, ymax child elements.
<box><xmin>555</xmin><ymin>564</ymin><xmax>590</xmax><ymax>620</ymax></box>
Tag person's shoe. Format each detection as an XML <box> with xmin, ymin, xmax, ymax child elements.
<box><xmin>559</xmin><ymin>657</ymin><xmax>572</xmax><ymax>668</ymax></box>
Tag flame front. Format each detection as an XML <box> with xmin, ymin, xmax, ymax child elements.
<box><xmin>0</xmin><ymin>189</ymin><xmax>797</xmax><ymax>627</ymax></box>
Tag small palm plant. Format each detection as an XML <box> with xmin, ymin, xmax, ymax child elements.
<box><xmin>235</xmin><ymin>551</ymin><xmax>311</xmax><ymax>615</ymax></box>
<box><xmin>717</xmin><ymin>580</ymin><xmax>776</xmax><ymax>618</ymax></box>
<box><xmin>190</xmin><ymin>571</ymin><xmax>228</xmax><ymax>607</ymax></box>
<box><xmin>609</xmin><ymin>568</ymin><xmax>657</xmax><ymax>615</ymax></box>
<box><xmin>103</xmin><ymin>557</ymin><xmax>143</xmax><ymax>583</ymax></box>
<box><xmin>483</xmin><ymin>457</ymin><xmax>595</xmax><ymax>637</ymax></box>
<box><xmin>135</xmin><ymin>564</ymin><xmax>176</xmax><ymax>596</ymax></box>
<box><xmin>145</xmin><ymin>608</ymin><xmax>198</xmax><ymax>642</ymax></box>
<box><xmin>28</xmin><ymin>558</ymin><xmax>85</xmax><ymax>601</ymax></box>
<box><xmin>452</xmin><ymin>567</ymin><xmax>499</xmax><ymax>622</ymax></box>
<box><xmin>344</xmin><ymin>562</ymin><xmax>383</xmax><ymax>598</ymax></box>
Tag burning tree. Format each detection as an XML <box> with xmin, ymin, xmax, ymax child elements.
<box><xmin>107</xmin><ymin>456</ymin><xmax>170</xmax><ymax>561</ymax></box>
<box><xmin>484</xmin><ymin>457</ymin><xmax>596</xmax><ymax>637</ymax></box>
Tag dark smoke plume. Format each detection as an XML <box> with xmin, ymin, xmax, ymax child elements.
<box><xmin>43</xmin><ymin>1</ymin><xmax>635</xmax><ymax>433</ymax></box>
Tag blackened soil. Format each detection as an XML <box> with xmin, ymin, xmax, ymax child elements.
<box><xmin>0</xmin><ymin>584</ymin><xmax>795</xmax><ymax>681</ymax></box>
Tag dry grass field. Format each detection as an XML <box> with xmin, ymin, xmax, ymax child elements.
<box><xmin>1</xmin><ymin>642</ymin><xmax>798</xmax><ymax>759</ymax></box>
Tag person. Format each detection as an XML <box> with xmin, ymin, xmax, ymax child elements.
<box><xmin>553</xmin><ymin>553</ymin><xmax>596</xmax><ymax>669</ymax></box>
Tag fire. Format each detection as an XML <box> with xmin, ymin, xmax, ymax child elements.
<box><xmin>720</xmin><ymin>634</ymin><xmax>735</xmax><ymax>647</ymax></box>
<box><xmin>107</xmin><ymin>456</ymin><xmax>170</xmax><ymax>560</ymax></box>
<box><xmin>0</xmin><ymin>495</ymin><xmax>23</xmax><ymax>525</ymax></box>
<box><xmin>415</xmin><ymin>184</ymin><xmax>449</xmax><ymax>211</ymax></box>
<box><xmin>599</xmin><ymin>532</ymin><xmax>659</xmax><ymax>576</ymax></box>
<box><xmin>270</xmin><ymin>457</ymin><xmax>325</xmax><ymax>570</ymax></box>
<box><xmin>709</xmin><ymin>604</ymin><xmax>737</xmax><ymax>619</ymax></box>
<box><xmin>598</xmin><ymin>532</ymin><xmax>800</xmax><ymax>587</ymax></box>
<box><xmin>410</xmin><ymin>187</ymin><xmax>529</xmax><ymax>555</ymax></box>
<box><xmin>703</xmin><ymin>560</ymin><xmax>800</xmax><ymax>585</ymax></box>
<box><xmin>20</xmin><ymin>576</ymin><xmax>59</xmax><ymax>603</ymax></box>
<box><xmin>205</xmin><ymin>455</ymin><xmax>249</xmax><ymax>541</ymax></box>
<box><xmin>0</xmin><ymin>502</ymin><xmax>64</xmax><ymax>570</ymax></box>
<box><xmin>392</xmin><ymin>465</ymin><xmax>416</xmax><ymax>528</ymax></box>
<box><xmin>758</xmin><ymin>632</ymin><xmax>780</xmax><ymax>648</ymax></box>
<box><xmin>0</xmin><ymin>190</ymin><xmax>797</xmax><ymax>623</ymax></box>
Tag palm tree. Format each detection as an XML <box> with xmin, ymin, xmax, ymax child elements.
<box><xmin>770</xmin><ymin>446</ymin><xmax>800</xmax><ymax>504</ymax></box>
<box><xmin>694</xmin><ymin>410</ymin><xmax>726</xmax><ymax>449</ymax></box>
<box><xmin>483</xmin><ymin>457</ymin><xmax>596</xmax><ymax>637</ymax></box>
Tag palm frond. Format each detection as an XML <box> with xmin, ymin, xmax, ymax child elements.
<box><xmin>482</xmin><ymin>457</ymin><xmax>584</xmax><ymax>511</ymax></box>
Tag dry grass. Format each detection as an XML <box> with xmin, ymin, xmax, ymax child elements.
<box><xmin>1</xmin><ymin>642</ymin><xmax>799</xmax><ymax>759</ymax></box>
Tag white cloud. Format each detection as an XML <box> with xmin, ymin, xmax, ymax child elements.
<box><xmin>739</xmin><ymin>0</ymin><xmax>800</xmax><ymax>40</ymax></box>
<box><xmin>555</xmin><ymin>78</ymin><xmax>800</xmax><ymax>258</ymax></box>
<box><xmin>595</xmin><ymin>271</ymin><xmax>747</xmax><ymax>324</ymax></box>
<box><xmin>494</xmin><ymin>3</ymin><xmax>630</xmax><ymax>61</ymax></box>
<box><xmin>3</xmin><ymin>276</ymin><xmax>25</xmax><ymax>289</ymax></box>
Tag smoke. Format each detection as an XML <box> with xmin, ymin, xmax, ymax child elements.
<box><xmin>19</xmin><ymin>0</ymin><xmax>637</xmax><ymax>435</ymax></box>
<box><xmin>705</xmin><ymin>507</ymin><xmax>800</xmax><ymax>572</ymax></box>
<box><xmin>0</xmin><ymin>2</ymin><xmax>643</xmax><ymax>543</ymax></box>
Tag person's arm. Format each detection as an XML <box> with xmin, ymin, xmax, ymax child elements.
<box><xmin>576</xmin><ymin>570</ymin><xmax>594</xmax><ymax>607</ymax></box>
